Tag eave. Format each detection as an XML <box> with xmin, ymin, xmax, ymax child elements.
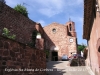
<box><xmin>83</xmin><ymin>0</ymin><xmax>94</xmax><ymax>40</ymax></box>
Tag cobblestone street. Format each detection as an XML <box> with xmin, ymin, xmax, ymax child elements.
<box><xmin>46</xmin><ymin>61</ymin><xmax>94</xmax><ymax>75</ymax></box>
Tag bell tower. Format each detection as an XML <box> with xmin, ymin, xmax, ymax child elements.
<box><xmin>66</xmin><ymin>20</ymin><xmax>77</xmax><ymax>56</ymax></box>
<box><xmin>66</xmin><ymin>21</ymin><xmax>76</xmax><ymax>37</ymax></box>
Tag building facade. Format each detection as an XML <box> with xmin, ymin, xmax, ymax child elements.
<box><xmin>0</xmin><ymin>2</ymin><xmax>44</xmax><ymax>50</ymax></box>
<box><xmin>83</xmin><ymin>0</ymin><xmax>100</xmax><ymax>75</ymax></box>
<box><xmin>0</xmin><ymin>2</ymin><xmax>78</xmax><ymax>61</ymax></box>
<box><xmin>43</xmin><ymin>21</ymin><xmax>77</xmax><ymax>61</ymax></box>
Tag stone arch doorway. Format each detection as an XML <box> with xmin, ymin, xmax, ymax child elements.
<box><xmin>51</xmin><ymin>51</ymin><xmax>58</xmax><ymax>61</ymax></box>
<box><xmin>50</xmin><ymin>46</ymin><xmax>59</xmax><ymax>61</ymax></box>
<box><xmin>97</xmin><ymin>38</ymin><xmax>100</xmax><ymax>70</ymax></box>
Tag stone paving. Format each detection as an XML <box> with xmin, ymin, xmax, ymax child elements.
<box><xmin>46</xmin><ymin>61</ymin><xmax>95</xmax><ymax>75</ymax></box>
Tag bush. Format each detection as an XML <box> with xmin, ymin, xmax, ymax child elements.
<box><xmin>14</xmin><ymin>4</ymin><xmax>28</xmax><ymax>17</ymax></box>
<box><xmin>70</xmin><ymin>59</ymin><xmax>78</xmax><ymax>66</ymax></box>
<box><xmin>2</xmin><ymin>27</ymin><xmax>16</xmax><ymax>40</ymax></box>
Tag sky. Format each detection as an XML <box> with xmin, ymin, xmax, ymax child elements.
<box><xmin>5</xmin><ymin>0</ymin><xmax>87</xmax><ymax>45</ymax></box>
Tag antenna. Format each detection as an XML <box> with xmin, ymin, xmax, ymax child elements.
<box><xmin>68</xmin><ymin>13</ymin><xmax>71</xmax><ymax>22</ymax></box>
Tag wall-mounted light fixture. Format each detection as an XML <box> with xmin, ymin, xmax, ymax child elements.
<box><xmin>36</xmin><ymin>33</ymin><xmax>41</xmax><ymax>39</ymax></box>
<box><xmin>96</xmin><ymin>4</ymin><xmax>100</xmax><ymax>12</ymax></box>
<box><xmin>96</xmin><ymin>0</ymin><xmax>100</xmax><ymax>13</ymax></box>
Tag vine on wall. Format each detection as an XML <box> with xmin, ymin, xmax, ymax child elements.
<box><xmin>2</xmin><ymin>27</ymin><xmax>16</xmax><ymax>40</ymax></box>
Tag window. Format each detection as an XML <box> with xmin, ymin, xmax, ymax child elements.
<box><xmin>69</xmin><ymin>24</ymin><xmax>72</xmax><ymax>31</ymax></box>
<box><xmin>52</xmin><ymin>28</ymin><xmax>56</xmax><ymax>33</ymax></box>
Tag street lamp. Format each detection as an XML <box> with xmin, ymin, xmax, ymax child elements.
<box><xmin>0</xmin><ymin>0</ymin><xmax>5</xmax><ymax>12</ymax></box>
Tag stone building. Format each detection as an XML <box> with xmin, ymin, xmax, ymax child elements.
<box><xmin>43</xmin><ymin>21</ymin><xmax>77</xmax><ymax>61</ymax></box>
<box><xmin>0</xmin><ymin>2</ymin><xmax>44</xmax><ymax>50</ymax></box>
<box><xmin>0</xmin><ymin>2</ymin><xmax>78</xmax><ymax>61</ymax></box>
<box><xmin>83</xmin><ymin>0</ymin><xmax>100</xmax><ymax>75</ymax></box>
<box><xmin>0</xmin><ymin>2</ymin><xmax>46</xmax><ymax>75</ymax></box>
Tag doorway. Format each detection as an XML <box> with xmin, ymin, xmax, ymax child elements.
<box><xmin>52</xmin><ymin>51</ymin><xmax>58</xmax><ymax>61</ymax></box>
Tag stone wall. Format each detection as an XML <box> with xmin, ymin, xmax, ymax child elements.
<box><xmin>86</xmin><ymin>12</ymin><xmax>100</xmax><ymax>75</ymax></box>
<box><xmin>0</xmin><ymin>2</ymin><xmax>44</xmax><ymax>44</ymax></box>
<box><xmin>0</xmin><ymin>36</ymin><xmax>46</xmax><ymax>75</ymax></box>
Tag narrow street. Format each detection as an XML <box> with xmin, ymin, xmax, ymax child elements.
<box><xmin>46</xmin><ymin>61</ymin><xmax>94</xmax><ymax>75</ymax></box>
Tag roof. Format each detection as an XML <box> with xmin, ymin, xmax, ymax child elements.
<box><xmin>83</xmin><ymin>0</ymin><xmax>95</xmax><ymax>40</ymax></box>
<box><xmin>43</xmin><ymin>22</ymin><xmax>65</xmax><ymax>28</ymax></box>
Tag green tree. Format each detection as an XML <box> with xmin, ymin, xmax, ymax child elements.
<box><xmin>2</xmin><ymin>28</ymin><xmax>16</xmax><ymax>40</ymax></box>
<box><xmin>14</xmin><ymin>4</ymin><xmax>28</xmax><ymax>17</ymax></box>
<box><xmin>78</xmin><ymin>44</ymin><xmax>86</xmax><ymax>52</ymax></box>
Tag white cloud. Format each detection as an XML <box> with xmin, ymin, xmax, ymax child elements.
<box><xmin>32</xmin><ymin>0</ymin><xmax>65</xmax><ymax>17</ymax></box>
<box><xmin>6</xmin><ymin>0</ymin><xmax>23</xmax><ymax>7</ymax></box>
<box><xmin>5</xmin><ymin>0</ymin><xmax>83</xmax><ymax>17</ymax></box>
<box><xmin>34</xmin><ymin>0</ymin><xmax>83</xmax><ymax>17</ymax></box>
<box><xmin>70</xmin><ymin>16</ymin><xmax>83</xmax><ymax>26</ymax></box>
<box><xmin>38</xmin><ymin>8</ymin><xmax>62</xmax><ymax>17</ymax></box>
<box><xmin>37</xmin><ymin>20</ymin><xmax>46</xmax><ymax>27</ymax></box>
<box><xmin>33</xmin><ymin>0</ymin><xmax>65</xmax><ymax>9</ymax></box>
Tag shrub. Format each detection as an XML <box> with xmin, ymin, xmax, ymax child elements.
<box><xmin>2</xmin><ymin>27</ymin><xmax>16</xmax><ymax>40</ymax></box>
<box><xmin>14</xmin><ymin>4</ymin><xmax>28</xmax><ymax>17</ymax></box>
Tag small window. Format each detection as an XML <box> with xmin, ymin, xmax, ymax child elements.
<box><xmin>69</xmin><ymin>24</ymin><xmax>72</xmax><ymax>31</ymax></box>
<box><xmin>52</xmin><ymin>28</ymin><xmax>56</xmax><ymax>33</ymax></box>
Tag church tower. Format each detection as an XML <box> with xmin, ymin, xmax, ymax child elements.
<box><xmin>66</xmin><ymin>21</ymin><xmax>77</xmax><ymax>56</ymax></box>
<box><xmin>66</xmin><ymin>21</ymin><xmax>76</xmax><ymax>37</ymax></box>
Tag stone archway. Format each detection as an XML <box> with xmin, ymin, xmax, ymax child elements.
<box><xmin>51</xmin><ymin>51</ymin><xmax>58</xmax><ymax>61</ymax></box>
<box><xmin>50</xmin><ymin>46</ymin><xmax>59</xmax><ymax>61</ymax></box>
